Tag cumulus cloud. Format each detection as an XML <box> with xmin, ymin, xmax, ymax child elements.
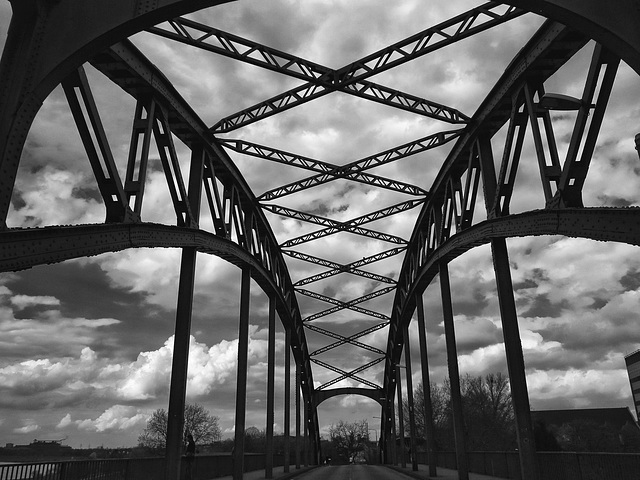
<box><xmin>75</xmin><ymin>406</ymin><xmax>149</xmax><ymax>433</ymax></box>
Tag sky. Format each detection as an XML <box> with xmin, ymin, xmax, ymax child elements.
<box><xmin>1</xmin><ymin>0</ymin><xmax>640</xmax><ymax>449</ymax></box>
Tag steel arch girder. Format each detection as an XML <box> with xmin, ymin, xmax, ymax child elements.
<box><xmin>2</xmin><ymin>0</ymin><xmax>640</xmax><ymax>220</ymax></box>
<box><xmin>383</xmin><ymin>207</ymin><xmax>640</xmax><ymax>398</ymax></box>
<box><xmin>504</xmin><ymin>0</ymin><xmax>640</xmax><ymax>75</ymax></box>
<box><xmin>314</xmin><ymin>387</ymin><xmax>386</xmax><ymax>407</ymax></box>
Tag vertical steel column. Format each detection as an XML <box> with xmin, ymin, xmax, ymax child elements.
<box><xmin>233</xmin><ymin>267</ymin><xmax>251</xmax><ymax>480</ymax></box>
<box><xmin>416</xmin><ymin>295</ymin><xmax>438</xmax><ymax>477</ymax></box>
<box><xmin>395</xmin><ymin>365</ymin><xmax>406</xmax><ymax>468</ymax></box>
<box><xmin>491</xmin><ymin>238</ymin><xmax>539</xmax><ymax>480</ymax></box>
<box><xmin>265</xmin><ymin>297</ymin><xmax>276</xmax><ymax>478</ymax></box>
<box><xmin>284</xmin><ymin>330</ymin><xmax>291</xmax><ymax>472</ymax></box>
<box><xmin>439</xmin><ymin>263</ymin><xmax>469</xmax><ymax>480</ymax></box>
<box><xmin>403</xmin><ymin>326</ymin><xmax>419</xmax><ymax>471</ymax></box>
<box><xmin>295</xmin><ymin>366</ymin><xmax>301</xmax><ymax>469</ymax></box>
<box><xmin>164</xmin><ymin>248</ymin><xmax>197</xmax><ymax>480</ymax></box>
<box><xmin>389</xmin><ymin>397</ymin><xmax>397</xmax><ymax>465</ymax></box>
<box><xmin>303</xmin><ymin>396</ymin><xmax>309</xmax><ymax>467</ymax></box>
<box><xmin>165</xmin><ymin>146</ymin><xmax>204</xmax><ymax>480</ymax></box>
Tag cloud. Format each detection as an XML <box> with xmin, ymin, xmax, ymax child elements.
<box><xmin>14</xmin><ymin>423</ymin><xmax>40</xmax><ymax>434</ymax></box>
<box><xmin>75</xmin><ymin>406</ymin><xmax>149</xmax><ymax>433</ymax></box>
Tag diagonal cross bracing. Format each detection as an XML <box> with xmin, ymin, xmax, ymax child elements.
<box><xmin>336</xmin><ymin>2</ymin><xmax>523</xmax><ymax>83</ymax></box>
<box><xmin>147</xmin><ymin>17</ymin><xmax>470</xmax><ymax>128</ymax></box>
<box><xmin>313</xmin><ymin>357</ymin><xmax>384</xmax><ymax>390</ymax></box>
<box><xmin>259</xmin><ymin>130</ymin><xmax>459</xmax><ymax>201</ymax></box>
<box><xmin>205</xmin><ymin>2</ymin><xmax>522</xmax><ymax>132</ymax></box>
<box><xmin>221</xmin><ymin>138</ymin><xmax>427</xmax><ymax>196</ymax></box>
<box><xmin>284</xmin><ymin>248</ymin><xmax>401</xmax><ymax>286</ymax></box>
<box><xmin>273</xmin><ymin>199</ymin><xmax>423</xmax><ymax>248</ymax></box>
<box><xmin>298</xmin><ymin>286</ymin><xmax>394</xmax><ymax>322</ymax></box>
<box><xmin>311</xmin><ymin>321</ymin><xmax>390</xmax><ymax>357</ymax></box>
<box><xmin>304</xmin><ymin>323</ymin><xmax>385</xmax><ymax>356</ymax></box>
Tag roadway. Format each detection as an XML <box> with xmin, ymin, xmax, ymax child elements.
<box><xmin>289</xmin><ymin>465</ymin><xmax>420</xmax><ymax>479</ymax></box>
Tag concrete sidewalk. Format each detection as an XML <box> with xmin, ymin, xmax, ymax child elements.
<box><xmin>389</xmin><ymin>464</ymin><xmax>506</xmax><ymax>479</ymax></box>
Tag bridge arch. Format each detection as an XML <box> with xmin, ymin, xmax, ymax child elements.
<box><xmin>1</xmin><ymin>2</ymin><xmax>640</xmax><ymax>479</ymax></box>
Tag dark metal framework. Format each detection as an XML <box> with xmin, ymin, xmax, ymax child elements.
<box><xmin>1</xmin><ymin>1</ymin><xmax>640</xmax><ymax>479</ymax></box>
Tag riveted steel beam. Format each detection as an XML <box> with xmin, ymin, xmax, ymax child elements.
<box><xmin>311</xmin><ymin>321</ymin><xmax>389</xmax><ymax>357</ymax></box>
<box><xmin>314</xmin><ymin>387</ymin><xmax>385</xmax><ymax>407</ymax></box>
<box><xmin>313</xmin><ymin>357</ymin><xmax>383</xmax><ymax>390</ymax></box>
<box><xmin>298</xmin><ymin>286</ymin><xmax>394</xmax><ymax>323</ymax></box>
<box><xmin>259</xmin><ymin>131</ymin><xmax>458</xmax><ymax>201</ymax></box>
<box><xmin>304</xmin><ymin>323</ymin><xmax>385</xmax><ymax>356</ymax></box>
<box><xmin>211</xmin><ymin>2</ymin><xmax>520</xmax><ymax>132</ymax></box>
<box><xmin>283</xmin><ymin>249</ymin><xmax>399</xmax><ymax>286</ymax></box>
<box><xmin>269</xmin><ymin>199</ymin><xmax>422</xmax><ymax>248</ymax></box>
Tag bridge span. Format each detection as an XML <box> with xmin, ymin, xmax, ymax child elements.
<box><xmin>2</xmin><ymin>1</ymin><xmax>640</xmax><ymax>480</ymax></box>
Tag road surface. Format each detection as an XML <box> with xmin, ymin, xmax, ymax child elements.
<box><xmin>291</xmin><ymin>465</ymin><xmax>417</xmax><ymax>479</ymax></box>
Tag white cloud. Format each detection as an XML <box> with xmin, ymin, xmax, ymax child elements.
<box><xmin>14</xmin><ymin>423</ymin><xmax>40</xmax><ymax>434</ymax></box>
<box><xmin>10</xmin><ymin>295</ymin><xmax>60</xmax><ymax>310</ymax></box>
<box><xmin>75</xmin><ymin>405</ymin><xmax>149</xmax><ymax>432</ymax></box>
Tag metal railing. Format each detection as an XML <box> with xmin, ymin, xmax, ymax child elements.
<box><xmin>0</xmin><ymin>453</ymin><xmax>284</xmax><ymax>480</ymax></box>
<box><xmin>416</xmin><ymin>451</ymin><xmax>640</xmax><ymax>479</ymax></box>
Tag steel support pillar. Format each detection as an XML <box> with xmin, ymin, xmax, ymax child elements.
<box><xmin>389</xmin><ymin>397</ymin><xmax>397</xmax><ymax>465</ymax></box>
<box><xmin>439</xmin><ymin>263</ymin><xmax>469</xmax><ymax>480</ymax></box>
<box><xmin>403</xmin><ymin>326</ymin><xmax>419</xmax><ymax>471</ymax></box>
<box><xmin>295</xmin><ymin>366</ymin><xmax>301</xmax><ymax>469</ymax></box>
<box><xmin>265</xmin><ymin>296</ymin><xmax>276</xmax><ymax>478</ymax></box>
<box><xmin>165</xmin><ymin>247</ymin><xmax>197</xmax><ymax>480</ymax></box>
<box><xmin>303</xmin><ymin>395</ymin><xmax>309</xmax><ymax>467</ymax></box>
<box><xmin>395</xmin><ymin>365</ymin><xmax>406</xmax><ymax>468</ymax></box>
<box><xmin>284</xmin><ymin>329</ymin><xmax>291</xmax><ymax>472</ymax></box>
<box><xmin>491</xmin><ymin>238</ymin><xmax>539</xmax><ymax>480</ymax></box>
<box><xmin>165</xmin><ymin>146</ymin><xmax>204</xmax><ymax>480</ymax></box>
<box><xmin>233</xmin><ymin>267</ymin><xmax>251</xmax><ymax>480</ymax></box>
<box><xmin>416</xmin><ymin>294</ymin><xmax>438</xmax><ymax>476</ymax></box>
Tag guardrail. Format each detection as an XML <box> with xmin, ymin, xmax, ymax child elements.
<box><xmin>417</xmin><ymin>451</ymin><xmax>640</xmax><ymax>480</ymax></box>
<box><xmin>0</xmin><ymin>453</ymin><xmax>284</xmax><ymax>480</ymax></box>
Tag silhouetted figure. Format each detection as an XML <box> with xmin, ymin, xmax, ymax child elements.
<box><xmin>185</xmin><ymin>432</ymin><xmax>196</xmax><ymax>480</ymax></box>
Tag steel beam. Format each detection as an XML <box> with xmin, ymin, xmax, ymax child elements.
<box><xmin>284</xmin><ymin>329</ymin><xmax>291</xmax><ymax>473</ymax></box>
<box><xmin>439</xmin><ymin>263</ymin><xmax>469</xmax><ymax>480</ymax></box>
<box><xmin>259</xmin><ymin>131</ymin><xmax>458</xmax><ymax>201</ymax></box>
<box><xmin>403</xmin><ymin>326</ymin><xmax>419</xmax><ymax>471</ymax></box>
<box><xmin>149</xmin><ymin>19</ymin><xmax>468</xmax><ymax>127</ymax></box>
<box><xmin>233</xmin><ymin>267</ymin><xmax>251</xmax><ymax>480</ymax></box>
<box><xmin>416</xmin><ymin>294</ymin><xmax>437</xmax><ymax>477</ymax></box>
<box><xmin>265</xmin><ymin>296</ymin><xmax>276</xmax><ymax>478</ymax></box>
<box><xmin>211</xmin><ymin>2</ymin><xmax>521</xmax><ymax>132</ymax></box>
<box><xmin>395</xmin><ymin>365</ymin><xmax>406</xmax><ymax>468</ymax></box>
<box><xmin>165</xmin><ymin>247</ymin><xmax>197</xmax><ymax>480</ymax></box>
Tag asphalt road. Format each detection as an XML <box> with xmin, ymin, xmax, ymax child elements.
<box><xmin>291</xmin><ymin>465</ymin><xmax>416</xmax><ymax>479</ymax></box>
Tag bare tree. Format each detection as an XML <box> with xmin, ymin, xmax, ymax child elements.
<box><xmin>138</xmin><ymin>403</ymin><xmax>221</xmax><ymax>450</ymax></box>
<box><xmin>405</xmin><ymin>372</ymin><xmax>516</xmax><ymax>451</ymax></box>
<box><xmin>329</xmin><ymin>419</ymin><xmax>369</xmax><ymax>463</ymax></box>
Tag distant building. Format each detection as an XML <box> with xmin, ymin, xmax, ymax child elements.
<box><xmin>532</xmin><ymin>407</ymin><xmax>640</xmax><ymax>452</ymax></box>
<box><xmin>625</xmin><ymin>349</ymin><xmax>640</xmax><ymax>419</ymax></box>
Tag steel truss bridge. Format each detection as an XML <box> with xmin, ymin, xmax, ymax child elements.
<box><xmin>1</xmin><ymin>1</ymin><xmax>639</xmax><ymax>479</ymax></box>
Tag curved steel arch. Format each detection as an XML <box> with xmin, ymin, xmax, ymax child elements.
<box><xmin>3</xmin><ymin>0</ymin><xmax>640</xmax><ymax>225</ymax></box>
<box><xmin>2</xmin><ymin>0</ymin><xmax>640</xmax><ymax>475</ymax></box>
<box><xmin>314</xmin><ymin>387</ymin><xmax>386</xmax><ymax>407</ymax></box>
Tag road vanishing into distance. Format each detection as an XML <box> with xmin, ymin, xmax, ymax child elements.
<box><xmin>292</xmin><ymin>465</ymin><xmax>416</xmax><ymax>479</ymax></box>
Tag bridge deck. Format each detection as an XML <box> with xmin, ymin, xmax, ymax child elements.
<box><xmin>213</xmin><ymin>464</ymin><xmax>505</xmax><ymax>479</ymax></box>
